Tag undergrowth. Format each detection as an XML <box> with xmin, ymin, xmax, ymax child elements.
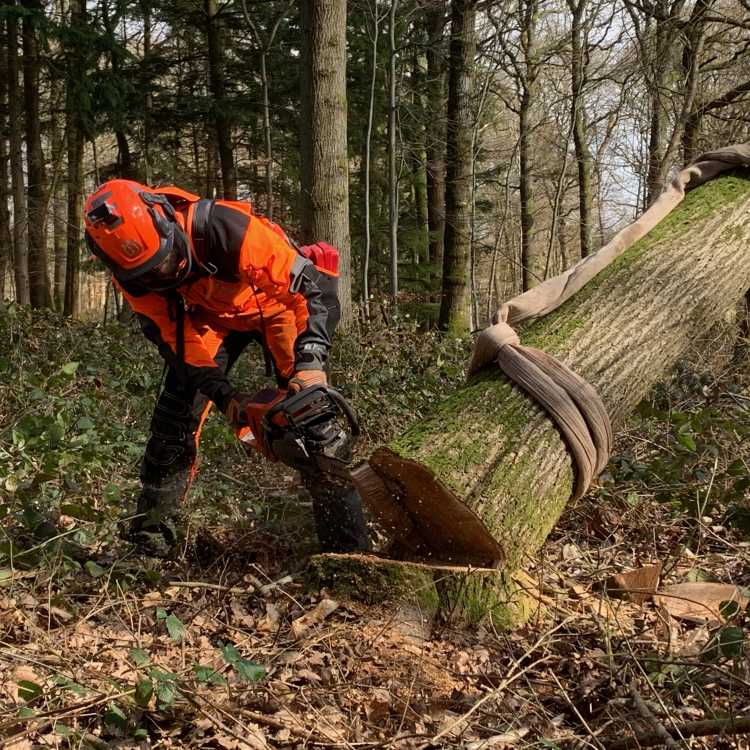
<box><xmin>1</xmin><ymin>302</ymin><xmax>749</xmax><ymax>749</ymax></box>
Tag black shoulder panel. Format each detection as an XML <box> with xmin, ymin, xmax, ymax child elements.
<box><xmin>205</xmin><ymin>204</ymin><xmax>250</xmax><ymax>282</ymax></box>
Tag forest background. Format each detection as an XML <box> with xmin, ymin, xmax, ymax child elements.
<box><xmin>1</xmin><ymin>0</ymin><xmax>750</xmax><ymax>332</ymax></box>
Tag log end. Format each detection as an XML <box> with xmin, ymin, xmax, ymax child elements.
<box><xmin>305</xmin><ymin>552</ymin><xmax>542</xmax><ymax>630</ymax></box>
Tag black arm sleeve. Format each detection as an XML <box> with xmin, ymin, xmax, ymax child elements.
<box><xmin>288</xmin><ymin>256</ymin><xmax>340</xmax><ymax>371</ymax></box>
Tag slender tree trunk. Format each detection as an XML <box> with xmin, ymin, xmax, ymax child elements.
<box><xmin>259</xmin><ymin>51</ymin><xmax>273</xmax><ymax>218</ymax></box>
<box><xmin>299</xmin><ymin>0</ymin><xmax>352</xmax><ymax>325</ymax></box>
<box><xmin>64</xmin><ymin>0</ymin><xmax>86</xmax><ymax>317</ymax></box>
<box><xmin>22</xmin><ymin>0</ymin><xmax>52</xmax><ymax>308</ymax></box>
<box><xmin>141</xmin><ymin>0</ymin><xmax>152</xmax><ymax>184</ymax></box>
<box><xmin>53</xmin><ymin>171</ymin><xmax>66</xmax><ymax>310</ymax></box>
<box><xmin>519</xmin><ymin>88</ymin><xmax>536</xmax><ymax>290</ymax></box>
<box><xmin>363</xmin><ymin>2</ymin><xmax>381</xmax><ymax>311</ymax></box>
<box><xmin>205</xmin><ymin>0</ymin><xmax>236</xmax><ymax>200</ymax></box>
<box><xmin>299</xmin><ymin>1</ymin><xmax>313</xmax><ymax>237</ymax></box>
<box><xmin>7</xmin><ymin>10</ymin><xmax>29</xmax><ymax>305</ymax></box>
<box><xmin>388</xmin><ymin>0</ymin><xmax>399</xmax><ymax>301</ymax></box>
<box><xmin>64</xmin><ymin>124</ymin><xmax>84</xmax><ymax>317</ymax></box>
<box><xmin>438</xmin><ymin>0</ymin><xmax>476</xmax><ymax>333</ymax></box>
<box><xmin>569</xmin><ymin>0</ymin><xmax>593</xmax><ymax>257</ymax></box>
<box><xmin>425</xmin><ymin>0</ymin><xmax>447</xmax><ymax>270</ymax></box>
<box><xmin>646</xmin><ymin>13</ymin><xmax>671</xmax><ymax>205</ymax></box>
<box><xmin>412</xmin><ymin>48</ymin><xmax>430</xmax><ymax>265</ymax></box>
<box><xmin>0</xmin><ymin>19</ymin><xmax>11</xmax><ymax>299</ymax></box>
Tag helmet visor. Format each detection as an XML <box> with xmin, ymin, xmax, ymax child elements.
<box><xmin>136</xmin><ymin>229</ymin><xmax>193</xmax><ymax>292</ymax></box>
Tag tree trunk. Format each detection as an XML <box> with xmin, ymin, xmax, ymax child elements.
<box><xmin>362</xmin><ymin>1</ymin><xmax>380</xmax><ymax>311</ymax></box>
<box><xmin>299</xmin><ymin>0</ymin><xmax>352</xmax><ymax>325</ymax></box>
<box><xmin>53</xmin><ymin>171</ymin><xmax>66</xmax><ymax>310</ymax></box>
<box><xmin>205</xmin><ymin>0</ymin><xmax>236</xmax><ymax>200</ymax></box>
<box><xmin>425</xmin><ymin>0</ymin><xmax>447</xmax><ymax>270</ymax></box>
<box><xmin>0</xmin><ymin>19</ymin><xmax>11</xmax><ymax>299</ymax></box>
<box><xmin>387</xmin><ymin>0</ymin><xmax>399</xmax><ymax>300</ymax></box>
<box><xmin>64</xmin><ymin>116</ymin><xmax>84</xmax><ymax>319</ymax></box>
<box><xmin>141</xmin><ymin>0</ymin><xmax>152</xmax><ymax>184</ymax></box>
<box><xmin>22</xmin><ymin>0</ymin><xmax>52</xmax><ymax>309</ymax></box>
<box><xmin>412</xmin><ymin>47</ymin><xmax>430</xmax><ymax>265</ymax></box>
<box><xmin>7</xmin><ymin>9</ymin><xmax>29</xmax><ymax>305</ymax></box>
<box><xmin>438</xmin><ymin>0</ymin><xmax>476</xmax><ymax>334</ymax></box>
<box><xmin>569</xmin><ymin>0</ymin><xmax>593</xmax><ymax>257</ymax></box>
<box><xmin>311</xmin><ymin>172</ymin><xmax>750</xmax><ymax>627</ymax></box>
<box><xmin>646</xmin><ymin>11</ymin><xmax>673</xmax><ymax>205</ymax></box>
<box><xmin>63</xmin><ymin>0</ymin><xmax>85</xmax><ymax>318</ymax></box>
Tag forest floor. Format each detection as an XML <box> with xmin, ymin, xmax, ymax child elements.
<box><xmin>1</xmin><ymin>302</ymin><xmax>749</xmax><ymax>750</ymax></box>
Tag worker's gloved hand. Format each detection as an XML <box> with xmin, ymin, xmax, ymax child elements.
<box><xmin>224</xmin><ymin>391</ymin><xmax>256</xmax><ymax>428</ymax></box>
<box><xmin>288</xmin><ymin>369</ymin><xmax>327</xmax><ymax>393</ymax></box>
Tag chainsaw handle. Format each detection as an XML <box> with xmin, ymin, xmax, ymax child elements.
<box><xmin>263</xmin><ymin>385</ymin><xmax>360</xmax><ymax>440</ymax></box>
<box><xmin>326</xmin><ymin>387</ymin><xmax>360</xmax><ymax>440</ymax></box>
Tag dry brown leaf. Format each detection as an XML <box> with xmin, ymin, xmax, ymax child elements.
<box><xmin>295</xmin><ymin>668</ymin><xmax>322</xmax><ymax>682</ymax></box>
<box><xmin>214</xmin><ymin>722</ymin><xmax>267</xmax><ymax>750</ymax></box>
<box><xmin>653</xmin><ymin>582</ymin><xmax>748</xmax><ymax>623</ymax></box>
<box><xmin>290</xmin><ymin>598</ymin><xmax>339</xmax><ymax>639</ymax></box>
<box><xmin>365</xmin><ymin>687</ymin><xmax>391</xmax><ymax>723</ymax></box>
<box><xmin>257</xmin><ymin>601</ymin><xmax>281</xmax><ymax>632</ymax></box>
<box><xmin>141</xmin><ymin>591</ymin><xmax>162</xmax><ymax>608</ymax></box>
<box><xmin>466</xmin><ymin>727</ymin><xmax>530</xmax><ymax>749</ymax></box>
<box><xmin>5</xmin><ymin>740</ymin><xmax>33</xmax><ymax>750</ymax></box>
<box><xmin>607</xmin><ymin>562</ymin><xmax>662</xmax><ymax>604</ymax></box>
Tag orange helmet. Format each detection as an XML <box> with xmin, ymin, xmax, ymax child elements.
<box><xmin>84</xmin><ymin>179</ymin><xmax>193</xmax><ymax>289</ymax></box>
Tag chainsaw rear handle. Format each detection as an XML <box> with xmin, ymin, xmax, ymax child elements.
<box><xmin>263</xmin><ymin>384</ymin><xmax>360</xmax><ymax>440</ymax></box>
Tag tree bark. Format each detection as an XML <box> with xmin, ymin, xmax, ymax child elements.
<box><xmin>311</xmin><ymin>172</ymin><xmax>750</xmax><ymax>626</ymax></box>
<box><xmin>568</xmin><ymin>0</ymin><xmax>593</xmax><ymax>258</ymax></box>
<box><xmin>362</xmin><ymin>1</ymin><xmax>381</xmax><ymax>311</ymax></box>
<box><xmin>205</xmin><ymin>0</ymin><xmax>236</xmax><ymax>200</ymax></box>
<box><xmin>518</xmin><ymin>0</ymin><xmax>540</xmax><ymax>289</ymax></box>
<box><xmin>21</xmin><ymin>0</ymin><xmax>52</xmax><ymax>309</ymax></box>
<box><xmin>438</xmin><ymin>0</ymin><xmax>476</xmax><ymax>334</ymax></box>
<box><xmin>141</xmin><ymin>0</ymin><xmax>152</xmax><ymax>184</ymax></box>
<box><xmin>63</xmin><ymin>0</ymin><xmax>86</xmax><ymax>317</ymax></box>
<box><xmin>7</xmin><ymin>9</ymin><xmax>29</xmax><ymax>305</ymax></box>
<box><xmin>0</xmin><ymin>19</ymin><xmax>11</xmax><ymax>300</ymax></box>
<box><xmin>299</xmin><ymin>0</ymin><xmax>352</xmax><ymax>325</ymax></box>
<box><xmin>425</xmin><ymin>0</ymin><xmax>447</xmax><ymax>271</ymax></box>
<box><xmin>388</xmin><ymin>0</ymin><xmax>399</xmax><ymax>301</ymax></box>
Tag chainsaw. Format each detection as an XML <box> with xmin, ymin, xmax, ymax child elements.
<box><xmin>238</xmin><ymin>384</ymin><xmax>358</xmax><ymax>480</ymax></box>
<box><xmin>242</xmin><ymin>385</ymin><xmax>503</xmax><ymax>567</ymax></box>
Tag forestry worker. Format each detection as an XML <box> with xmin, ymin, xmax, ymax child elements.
<box><xmin>83</xmin><ymin>179</ymin><xmax>369</xmax><ymax>558</ymax></box>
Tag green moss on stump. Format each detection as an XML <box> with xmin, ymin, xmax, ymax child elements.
<box><xmin>306</xmin><ymin>553</ymin><xmax>540</xmax><ymax>630</ymax></box>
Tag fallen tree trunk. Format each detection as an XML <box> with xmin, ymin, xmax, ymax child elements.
<box><xmin>311</xmin><ymin>171</ymin><xmax>750</xmax><ymax>626</ymax></box>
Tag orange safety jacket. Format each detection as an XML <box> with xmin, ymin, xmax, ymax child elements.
<box><xmin>116</xmin><ymin>187</ymin><xmax>340</xmax><ymax>411</ymax></box>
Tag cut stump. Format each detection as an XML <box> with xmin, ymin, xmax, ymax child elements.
<box><xmin>306</xmin><ymin>553</ymin><xmax>541</xmax><ymax>630</ymax></box>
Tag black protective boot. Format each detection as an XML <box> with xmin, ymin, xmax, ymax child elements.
<box><xmin>128</xmin><ymin>423</ymin><xmax>197</xmax><ymax>558</ymax></box>
<box><xmin>128</xmin><ymin>390</ymin><xmax>197</xmax><ymax>557</ymax></box>
<box><xmin>301</xmin><ymin>472</ymin><xmax>371</xmax><ymax>553</ymax></box>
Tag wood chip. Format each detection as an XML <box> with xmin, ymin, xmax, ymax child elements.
<box><xmin>290</xmin><ymin>598</ymin><xmax>339</xmax><ymax>639</ymax></box>
<box><xmin>653</xmin><ymin>582</ymin><xmax>748</xmax><ymax>623</ymax></box>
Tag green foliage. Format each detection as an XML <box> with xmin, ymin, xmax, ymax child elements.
<box><xmin>606</xmin><ymin>357</ymin><xmax>750</xmax><ymax>523</ymax></box>
<box><xmin>220</xmin><ymin>643</ymin><xmax>266</xmax><ymax>683</ymax></box>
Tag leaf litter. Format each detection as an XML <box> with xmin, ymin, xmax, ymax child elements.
<box><xmin>2</xmin><ymin>311</ymin><xmax>750</xmax><ymax>747</ymax></box>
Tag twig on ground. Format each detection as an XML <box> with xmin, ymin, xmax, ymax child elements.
<box><xmin>627</xmin><ymin>678</ymin><xmax>679</xmax><ymax>750</ymax></box>
<box><xmin>601</xmin><ymin>716</ymin><xmax>750</xmax><ymax>749</ymax></box>
<box><xmin>423</xmin><ymin>618</ymin><xmax>573</xmax><ymax>746</ymax></box>
<box><xmin>548</xmin><ymin>670</ymin><xmax>606</xmax><ymax>750</ymax></box>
